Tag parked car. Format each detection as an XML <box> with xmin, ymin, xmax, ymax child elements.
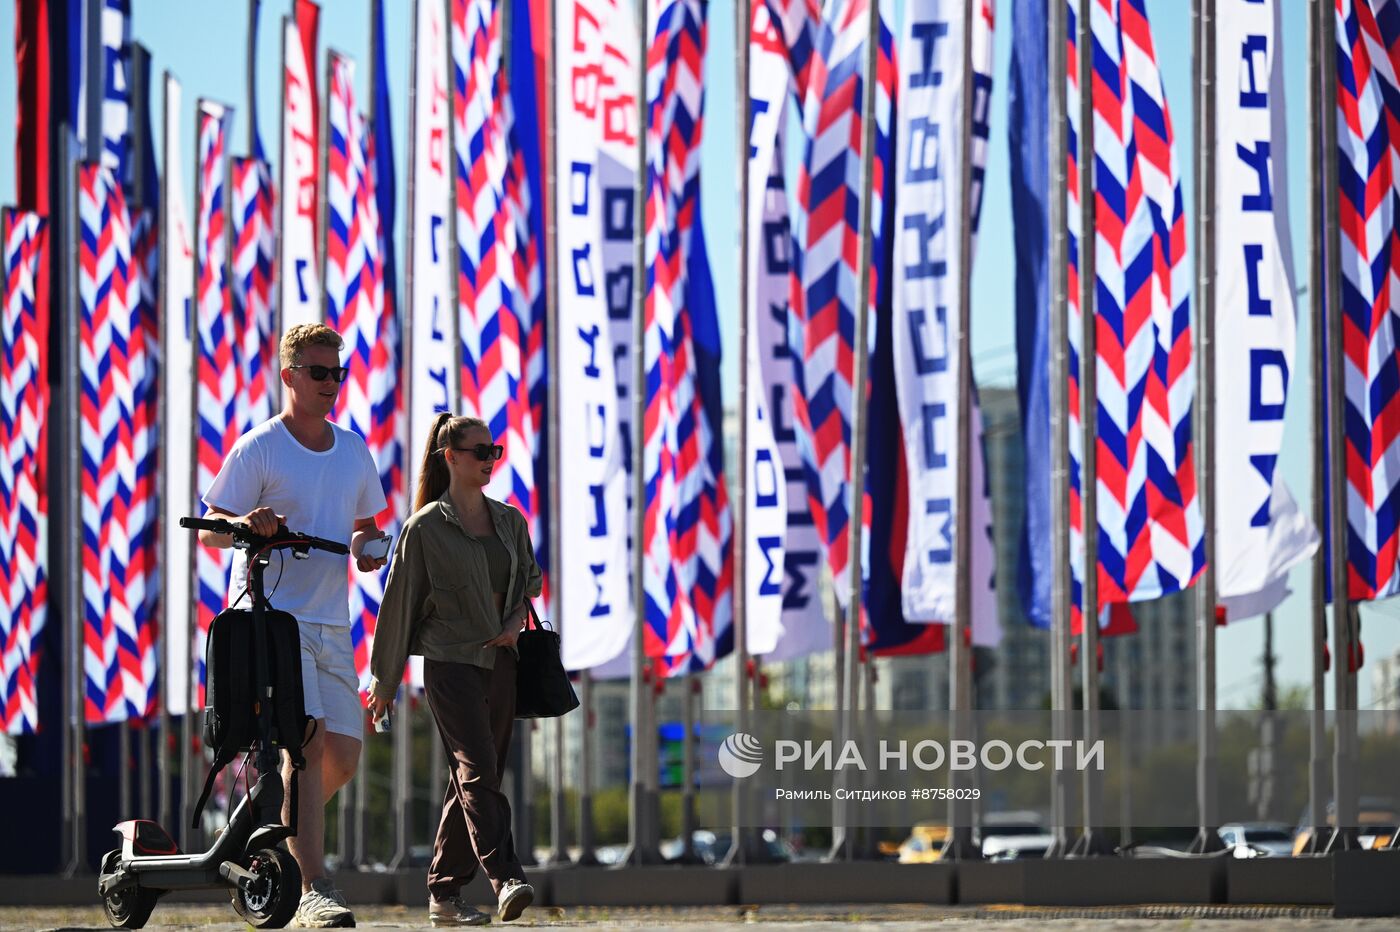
<box><xmin>982</xmin><ymin>833</ymin><xmax>1056</xmax><ymax>861</ymax></box>
<box><xmin>1218</xmin><ymin>822</ymin><xmax>1294</xmax><ymax>858</ymax></box>
<box><xmin>1292</xmin><ymin>797</ymin><xmax>1399</xmax><ymax>854</ymax></box>
<box><xmin>976</xmin><ymin>810</ymin><xmax>1048</xmax><ymax>859</ymax></box>
<box><xmin>896</xmin><ymin>823</ymin><xmax>949</xmax><ymax>863</ymax></box>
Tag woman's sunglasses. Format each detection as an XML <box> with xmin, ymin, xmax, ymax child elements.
<box><xmin>289</xmin><ymin>364</ymin><xmax>351</xmax><ymax>383</ymax></box>
<box><xmin>452</xmin><ymin>443</ymin><xmax>505</xmax><ymax>462</ymax></box>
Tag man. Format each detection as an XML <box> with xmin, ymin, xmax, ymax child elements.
<box><xmin>200</xmin><ymin>323</ymin><xmax>389</xmax><ymax>928</ymax></box>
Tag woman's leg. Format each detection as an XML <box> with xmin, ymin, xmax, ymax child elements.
<box><xmin>487</xmin><ymin>649</ymin><xmax>517</xmax><ymax>785</ymax></box>
<box><xmin>423</xmin><ymin>658</ymin><xmax>527</xmax><ymax>898</ymax></box>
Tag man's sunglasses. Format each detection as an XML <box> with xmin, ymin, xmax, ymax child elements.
<box><xmin>452</xmin><ymin>444</ymin><xmax>505</xmax><ymax>462</ymax></box>
<box><xmin>289</xmin><ymin>364</ymin><xmax>351</xmax><ymax>383</ymax></box>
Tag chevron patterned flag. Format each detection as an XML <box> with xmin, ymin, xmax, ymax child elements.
<box><xmin>193</xmin><ymin>102</ymin><xmax>236</xmax><ymax>707</ymax></box>
<box><xmin>1065</xmin><ymin>0</ymin><xmax>1203</xmax><ymax>634</ymax></box>
<box><xmin>505</xmin><ymin>0</ymin><xmax>550</xmax><ymax>604</ymax></box>
<box><xmin>452</xmin><ymin>0</ymin><xmax>537</xmax><ymax>531</ymax></box>
<box><xmin>77</xmin><ymin>163</ymin><xmax>139</xmax><ymax>723</ymax></box>
<box><xmin>0</xmin><ymin>210</ymin><xmax>50</xmax><ymax>734</ymax></box>
<box><xmin>1331</xmin><ymin>0</ymin><xmax>1400</xmax><ymax>601</ymax></box>
<box><xmin>127</xmin><ymin>206</ymin><xmax>159</xmax><ymax>721</ymax></box>
<box><xmin>325</xmin><ymin>54</ymin><xmax>390</xmax><ymax>689</ymax></box>
<box><xmin>639</xmin><ymin>0</ymin><xmax>734</xmax><ymax>675</ymax></box>
<box><xmin>785</xmin><ymin>0</ymin><xmax>893</xmax><ymax>619</ymax></box>
<box><xmin>231</xmin><ymin>158</ymin><xmax>277</xmax><ymax>436</ymax></box>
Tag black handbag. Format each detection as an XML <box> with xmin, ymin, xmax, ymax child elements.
<box><xmin>514</xmin><ymin>603</ymin><xmax>580</xmax><ymax>719</ymax></box>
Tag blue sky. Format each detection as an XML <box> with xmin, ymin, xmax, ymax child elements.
<box><xmin>1</xmin><ymin>0</ymin><xmax>1394</xmax><ymax>708</ymax></box>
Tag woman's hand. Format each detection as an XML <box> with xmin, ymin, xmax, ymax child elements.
<box><xmin>366</xmin><ymin>692</ymin><xmax>394</xmax><ymax>720</ymax></box>
<box><xmin>483</xmin><ymin>611</ymin><xmax>527</xmax><ymax>650</ymax></box>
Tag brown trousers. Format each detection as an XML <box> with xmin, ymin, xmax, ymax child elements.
<box><xmin>424</xmin><ymin>652</ymin><xmax>527</xmax><ymax>899</ymax></box>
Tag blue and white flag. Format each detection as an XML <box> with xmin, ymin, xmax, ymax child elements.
<box><xmin>892</xmin><ymin>0</ymin><xmax>998</xmax><ymax>633</ymax></box>
<box><xmin>1213</xmin><ymin>0</ymin><xmax>1316</xmax><ymax>620</ymax></box>
<box><xmin>557</xmin><ymin>0</ymin><xmax>633</xmax><ymax>672</ymax></box>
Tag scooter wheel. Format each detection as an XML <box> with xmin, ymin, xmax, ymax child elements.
<box><xmin>232</xmin><ymin>847</ymin><xmax>301</xmax><ymax>928</ymax></box>
<box><xmin>102</xmin><ymin>881</ymin><xmax>158</xmax><ymax>929</ymax></box>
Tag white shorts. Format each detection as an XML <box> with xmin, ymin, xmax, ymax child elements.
<box><xmin>298</xmin><ymin>622</ymin><xmax>364</xmax><ymax>740</ymax></box>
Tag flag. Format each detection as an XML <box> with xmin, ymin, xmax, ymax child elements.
<box><xmin>1213</xmin><ymin>0</ymin><xmax>1316</xmax><ymax>621</ymax></box>
<box><xmin>507</xmin><ymin>0</ymin><xmax>550</xmax><ymax>604</ymax></box>
<box><xmin>452</xmin><ymin>0</ymin><xmax>537</xmax><ymax>528</ymax></box>
<box><xmin>0</xmin><ymin>210</ymin><xmax>50</xmax><ymax>734</ymax></box>
<box><xmin>127</xmin><ymin>45</ymin><xmax>160</xmax><ymax>721</ymax></box>
<box><xmin>250</xmin><ymin>0</ymin><xmax>268</xmax><ymax>161</ymax></box>
<box><xmin>16</xmin><ymin>0</ymin><xmax>53</xmax><ymax>214</ymax></box>
<box><xmin>280</xmin><ymin>1</ymin><xmax>321</xmax><ymax>332</ymax></box>
<box><xmin>325</xmin><ymin>53</ymin><xmax>390</xmax><ymax>690</ymax></box>
<box><xmin>746</xmin><ymin>4</ymin><xmax>830</xmax><ymax>661</ymax></box>
<box><xmin>231</xmin><ymin>159</ymin><xmax>277</xmax><ymax>436</ymax></box>
<box><xmin>556</xmin><ymin>0</ymin><xmax>633</xmax><ymax>672</ymax></box>
<box><xmin>1330</xmin><ymin>0</ymin><xmax>1400</xmax><ymax>602</ymax></box>
<box><xmin>891</xmin><ymin>0</ymin><xmax>998</xmax><ymax>632</ymax></box>
<box><xmin>193</xmin><ymin>101</ymin><xmax>236</xmax><ymax>708</ymax></box>
<box><xmin>640</xmin><ymin>0</ymin><xmax>733</xmax><ymax>675</ymax></box>
<box><xmin>78</xmin><ymin>163</ymin><xmax>143</xmax><ymax>723</ymax></box>
<box><xmin>97</xmin><ymin>0</ymin><xmax>131</xmax><ymax>178</ymax></box>
<box><xmin>408</xmin><ymin>0</ymin><xmax>459</xmax><ymax>500</ymax></box>
<box><xmin>161</xmin><ymin>73</ymin><xmax>196</xmax><ymax>715</ymax></box>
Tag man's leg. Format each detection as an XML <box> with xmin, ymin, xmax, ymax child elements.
<box><xmin>284</xmin><ymin>718</ymin><xmax>330</xmax><ymax>891</ymax></box>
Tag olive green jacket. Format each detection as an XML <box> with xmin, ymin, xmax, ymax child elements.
<box><xmin>369</xmin><ymin>494</ymin><xmax>541</xmax><ymax>700</ymax></box>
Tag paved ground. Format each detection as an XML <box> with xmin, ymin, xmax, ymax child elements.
<box><xmin>4</xmin><ymin>904</ymin><xmax>1394</xmax><ymax>930</ymax></box>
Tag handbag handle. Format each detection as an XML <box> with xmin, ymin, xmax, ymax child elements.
<box><xmin>524</xmin><ymin>601</ymin><xmax>553</xmax><ymax>632</ymax></box>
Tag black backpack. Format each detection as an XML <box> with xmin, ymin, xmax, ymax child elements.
<box><xmin>192</xmin><ymin>606</ymin><xmax>313</xmax><ymax>827</ymax></box>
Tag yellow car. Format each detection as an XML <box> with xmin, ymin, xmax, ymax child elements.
<box><xmin>897</xmin><ymin>823</ymin><xmax>950</xmax><ymax>863</ymax></box>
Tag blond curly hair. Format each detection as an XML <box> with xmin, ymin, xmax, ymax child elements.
<box><xmin>279</xmin><ymin>323</ymin><xmax>344</xmax><ymax>368</ymax></box>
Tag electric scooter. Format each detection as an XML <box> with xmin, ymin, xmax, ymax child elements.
<box><xmin>97</xmin><ymin>516</ymin><xmax>348</xmax><ymax>929</ymax></box>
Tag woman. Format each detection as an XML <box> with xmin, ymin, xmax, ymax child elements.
<box><xmin>369</xmin><ymin>414</ymin><xmax>537</xmax><ymax>926</ymax></box>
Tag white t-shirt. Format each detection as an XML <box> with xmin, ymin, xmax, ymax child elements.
<box><xmin>202</xmin><ymin>417</ymin><xmax>388</xmax><ymax>626</ymax></box>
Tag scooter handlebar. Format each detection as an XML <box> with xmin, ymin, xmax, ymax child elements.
<box><xmin>179</xmin><ymin>516</ymin><xmax>350</xmax><ymax>556</ymax></box>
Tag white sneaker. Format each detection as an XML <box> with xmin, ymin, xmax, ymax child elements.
<box><xmin>292</xmin><ymin>878</ymin><xmax>355</xmax><ymax>928</ymax></box>
<box><xmin>429</xmin><ymin>894</ymin><xmax>492</xmax><ymax>927</ymax></box>
<box><xmin>496</xmin><ymin>879</ymin><xmax>533</xmax><ymax>922</ymax></box>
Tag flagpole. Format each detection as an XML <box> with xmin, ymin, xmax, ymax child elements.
<box><xmin>1046</xmin><ymin>0</ymin><xmax>1074</xmax><ymax>860</ymax></box>
<box><xmin>184</xmin><ymin>99</ymin><xmax>204</xmax><ymax>854</ymax></box>
<box><xmin>1303</xmin><ymin>0</ymin><xmax>1329</xmax><ymax>856</ymax></box>
<box><xmin>63</xmin><ymin>155</ymin><xmax>84</xmax><ymax>879</ymax></box>
<box><xmin>1320</xmin><ymin>0</ymin><xmax>1359</xmax><ymax>853</ymax></box>
<box><xmin>1189</xmin><ymin>0</ymin><xmax>1224</xmax><ymax>856</ymax></box>
<box><xmin>390</xmin><ymin>0</ymin><xmax>422</xmax><ymax>873</ymax></box>
<box><xmin>247</xmin><ymin>0</ymin><xmax>258</xmax><ymax>153</ymax></box>
<box><xmin>833</xmin><ymin>0</ymin><xmax>880</xmax><ymax>864</ymax></box>
<box><xmin>725</xmin><ymin>0</ymin><xmax>755</xmax><ymax>868</ymax></box>
<box><xmin>624</xmin><ymin>0</ymin><xmax>659</xmax><ymax>867</ymax></box>
<box><xmin>156</xmin><ymin>68</ymin><xmax>175</xmax><ymax>833</ymax></box>
<box><xmin>1070</xmin><ymin>0</ymin><xmax>1111</xmax><ymax>858</ymax></box>
<box><xmin>941</xmin><ymin>0</ymin><xmax>979</xmax><ymax>862</ymax></box>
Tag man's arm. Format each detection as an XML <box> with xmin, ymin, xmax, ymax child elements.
<box><xmin>351</xmin><ymin>516</ymin><xmax>389</xmax><ymax>573</ymax></box>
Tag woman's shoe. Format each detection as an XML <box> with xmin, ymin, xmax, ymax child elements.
<box><xmin>496</xmin><ymin>879</ymin><xmax>533</xmax><ymax>922</ymax></box>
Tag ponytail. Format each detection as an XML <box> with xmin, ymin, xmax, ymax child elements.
<box><xmin>413</xmin><ymin>413</ymin><xmax>493</xmax><ymax>512</ymax></box>
<box><xmin>414</xmin><ymin>412</ymin><xmax>455</xmax><ymax>512</ymax></box>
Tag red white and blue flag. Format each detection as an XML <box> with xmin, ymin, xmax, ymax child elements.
<box><xmin>280</xmin><ymin>0</ymin><xmax>321</xmax><ymax>332</ymax></box>
<box><xmin>1065</xmin><ymin>0</ymin><xmax>1203</xmax><ymax>632</ymax></box>
<box><xmin>641</xmin><ymin>0</ymin><xmax>733</xmax><ymax>675</ymax></box>
<box><xmin>193</xmin><ymin>102</ymin><xmax>236</xmax><ymax>707</ymax></box>
<box><xmin>78</xmin><ymin>163</ymin><xmax>144</xmax><ymax>723</ymax></box>
<box><xmin>555</xmin><ymin>0</ymin><xmax>633</xmax><ymax>672</ymax></box>
<box><xmin>452</xmin><ymin>0</ymin><xmax>538</xmax><ymax>532</ymax></box>
<box><xmin>0</xmin><ymin>210</ymin><xmax>50</xmax><ymax>734</ymax></box>
<box><xmin>1330</xmin><ymin>0</ymin><xmax>1400</xmax><ymax>602</ymax></box>
<box><xmin>325</xmin><ymin>53</ymin><xmax>397</xmax><ymax>691</ymax></box>
<box><xmin>231</xmin><ymin>158</ymin><xmax>277</xmax><ymax>435</ymax></box>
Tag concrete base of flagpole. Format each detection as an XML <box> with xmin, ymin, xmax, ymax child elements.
<box><xmin>1188</xmin><ymin>826</ymin><xmax>1226</xmax><ymax>855</ymax></box>
<box><xmin>1068</xmin><ymin>829</ymin><xmax>1116</xmax><ymax>858</ymax></box>
<box><xmin>939</xmin><ymin>827</ymin><xmax>980</xmax><ymax>862</ymax></box>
